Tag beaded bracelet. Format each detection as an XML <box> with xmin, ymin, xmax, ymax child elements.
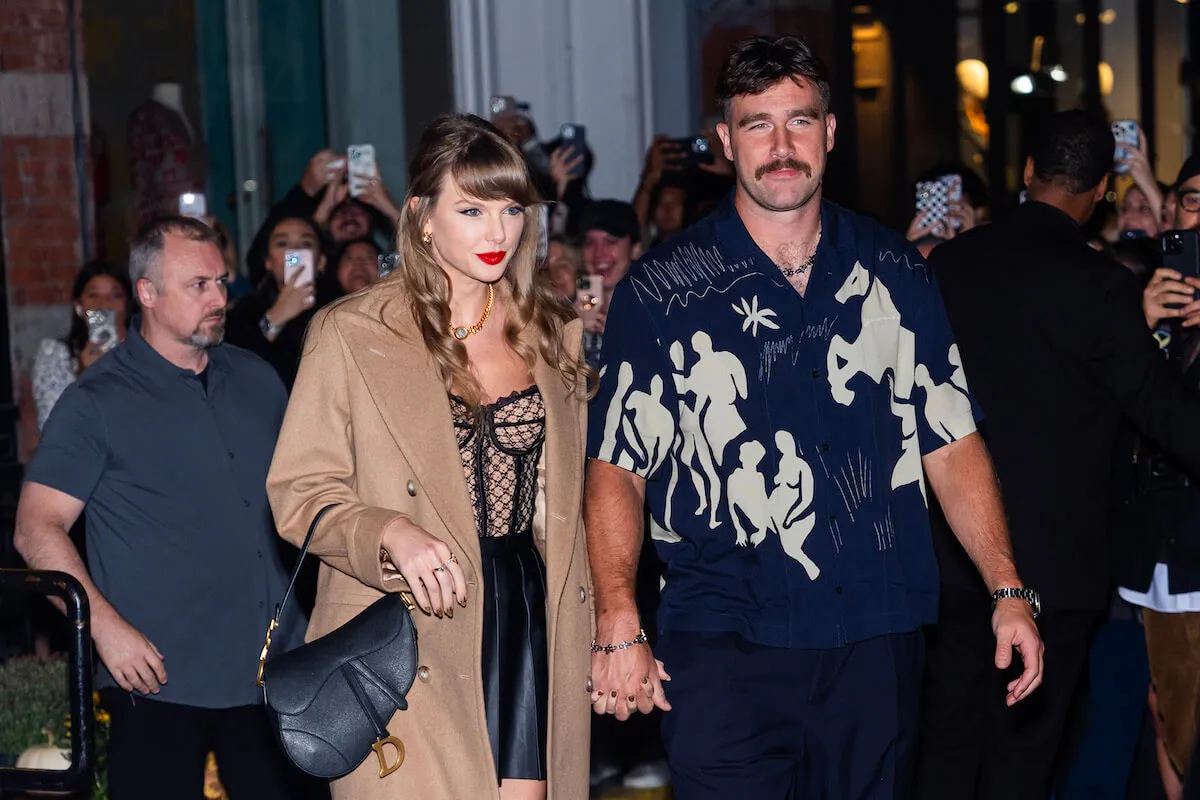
<box><xmin>590</xmin><ymin>629</ymin><xmax>649</xmax><ymax>654</ymax></box>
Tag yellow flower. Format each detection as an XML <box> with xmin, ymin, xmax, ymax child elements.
<box><xmin>96</xmin><ymin>711</ymin><xmax>111</xmax><ymax>724</ymax></box>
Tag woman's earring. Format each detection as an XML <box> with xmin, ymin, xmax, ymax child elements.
<box><xmin>421</xmin><ymin>231</ymin><xmax>433</xmax><ymax>245</ymax></box>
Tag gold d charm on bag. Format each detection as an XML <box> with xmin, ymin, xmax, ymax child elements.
<box><xmin>373</xmin><ymin>735</ymin><xmax>405</xmax><ymax>778</ymax></box>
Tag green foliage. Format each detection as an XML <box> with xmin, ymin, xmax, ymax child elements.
<box><xmin>0</xmin><ymin>655</ymin><xmax>68</xmax><ymax>754</ymax></box>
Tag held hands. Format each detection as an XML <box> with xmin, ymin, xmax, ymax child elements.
<box><xmin>1143</xmin><ymin>267</ymin><xmax>1200</xmax><ymax>329</ymax></box>
<box><xmin>589</xmin><ymin>610</ymin><xmax>671</xmax><ymax>721</ymax></box>
<box><xmin>991</xmin><ymin>597</ymin><xmax>1044</xmax><ymax>706</ymax></box>
<box><xmin>93</xmin><ymin>612</ymin><xmax>167</xmax><ymax>695</ymax></box>
<box><xmin>380</xmin><ymin>517</ymin><xmax>467</xmax><ymax>618</ymax></box>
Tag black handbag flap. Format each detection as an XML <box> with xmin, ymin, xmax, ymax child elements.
<box><xmin>264</xmin><ymin>593</ymin><xmax>418</xmax><ymax>716</ymax></box>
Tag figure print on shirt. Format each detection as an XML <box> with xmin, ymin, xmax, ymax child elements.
<box><xmin>666</xmin><ymin>340</ymin><xmax>721</xmax><ymax>529</ymax></box>
<box><xmin>770</xmin><ymin>431</ymin><xmax>819</xmax><ymax>578</ymax></box>
<box><xmin>826</xmin><ymin>259</ymin><xmax>924</xmax><ymax>496</ymax></box>
<box><xmin>690</xmin><ymin>331</ymin><xmax>748</xmax><ymax>467</ymax></box>
<box><xmin>914</xmin><ymin>343</ymin><xmax>974</xmax><ymax>444</ymax></box>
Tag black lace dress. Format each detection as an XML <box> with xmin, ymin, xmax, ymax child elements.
<box><xmin>450</xmin><ymin>385</ymin><xmax>548</xmax><ymax>781</ymax></box>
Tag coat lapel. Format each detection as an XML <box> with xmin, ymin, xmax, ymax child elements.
<box><xmin>335</xmin><ymin>309</ymin><xmax>482</xmax><ymax>576</ymax></box>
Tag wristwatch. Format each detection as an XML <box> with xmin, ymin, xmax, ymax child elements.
<box><xmin>259</xmin><ymin>312</ymin><xmax>284</xmax><ymax>339</ymax></box>
<box><xmin>991</xmin><ymin>587</ymin><xmax>1041</xmax><ymax>619</ymax></box>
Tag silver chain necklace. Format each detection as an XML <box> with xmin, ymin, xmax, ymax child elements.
<box><xmin>779</xmin><ymin>228</ymin><xmax>822</xmax><ymax>278</ymax></box>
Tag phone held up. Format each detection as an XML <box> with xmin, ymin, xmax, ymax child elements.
<box><xmin>576</xmin><ymin>275</ymin><xmax>604</xmax><ymax>310</ymax></box>
<box><xmin>347</xmin><ymin>144</ymin><xmax>377</xmax><ymax>198</ymax></box>
<box><xmin>1161</xmin><ymin>229</ymin><xmax>1200</xmax><ymax>310</ymax></box>
<box><xmin>1112</xmin><ymin>120</ymin><xmax>1140</xmax><ymax>174</ymax></box>
<box><xmin>284</xmin><ymin>250</ymin><xmax>316</xmax><ymax>289</ymax></box>
<box><xmin>559</xmin><ymin>123</ymin><xmax>587</xmax><ymax>179</ymax></box>
<box><xmin>86</xmin><ymin>309</ymin><xmax>119</xmax><ymax>354</ymax></box>
<box><xmin>914</xmin><ymin>174</ymin><xmax>964</xmax><ymax>231</ymax></box>
<box><xmin>669</xmin><ymin>136</ymin><xmax>715</xmax><ymax>168</ymax></box>
<box><xmin>178</xmin><ymin>192</ymin><xmax>207</xmax><ymax>220</ymax></box>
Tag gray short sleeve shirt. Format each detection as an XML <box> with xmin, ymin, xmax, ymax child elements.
<box><xmin>25</xmin><ymin>324</ymin><xmax>305</xmax><ymax>708</ymax></box>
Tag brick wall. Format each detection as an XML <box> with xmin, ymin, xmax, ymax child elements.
<box><xmin>0</xmin><ymin>0</ymin><xmax>89</xmax><ymax>462</ymax></box>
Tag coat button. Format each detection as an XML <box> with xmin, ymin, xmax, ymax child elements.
<box><xmin>579</xmin><ymin>587</ymin><xmax>587</xmax><ymax>602</ymax></box>
<box><xmin>417</xmin><ymin>666</ymin><xmax>431</xmax><ymax>683</ymax></box>
<box><xmin>406</xmin><ymin>480</ymin><xmax>417</xmax><ymax>497</ymax></box>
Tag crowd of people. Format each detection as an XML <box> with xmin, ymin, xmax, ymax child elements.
<box><xmin>12</xmin><ymin>31</ymin><xmax>1200</xmax><ymax>800</ymax></box>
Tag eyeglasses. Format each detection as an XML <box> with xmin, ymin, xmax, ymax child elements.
<box><xmin>1178</xmin><ymin>191</ymin><xmax>1200</xmax><ymax>214</ymax></box>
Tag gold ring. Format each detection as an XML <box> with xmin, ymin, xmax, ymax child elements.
<box><xmin>433</xmin><ymin>566</ymin><xmax>447</xmax><ymax>574</ymax></box>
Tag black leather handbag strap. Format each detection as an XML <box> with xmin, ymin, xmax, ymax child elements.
<box><xmin>274</xmin><ymin>502</ymin><xmax>340</xmax><ymax>624</ymax></box>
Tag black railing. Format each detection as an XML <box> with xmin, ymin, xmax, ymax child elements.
<box><xmin>0</xmin><ymin>570</ymin><xmax>93</xmax><ymax>798</ymax></box>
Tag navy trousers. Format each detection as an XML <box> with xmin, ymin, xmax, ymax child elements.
<box><xmin>658</xmin><ymin>629</ymin><xmax>924</xmax><ymax>799</ymax></box>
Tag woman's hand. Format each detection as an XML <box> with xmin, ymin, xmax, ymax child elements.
<box><xmin>550</xmin><ymin>146</ymin><xmax>586</xmax><ymax>198</ymax></box>
<box><xmin>265</xmin><ymin>270</ymin><xmax>316</xmax><ymax>334</ymax></box>
<box><xmin>313</xmin><ymin>169</ymin><xmax>349</xmax><ymax>229</ymax></box>
<box><xmin>381</xmin><ymin>517</ymin><xmax>468</xmax><ymax>617</ymax></box>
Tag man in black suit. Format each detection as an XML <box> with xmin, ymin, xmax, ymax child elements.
<box><xmin>912</xmin><ymin>110</ymin><xmax>1200</xmax><ymax>799</ymax></box>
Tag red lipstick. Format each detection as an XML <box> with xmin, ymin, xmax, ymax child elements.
<box><xmin>476</xmin><ymin>251</ymin><xmax>506</xmax><ymax>265</ymax></box>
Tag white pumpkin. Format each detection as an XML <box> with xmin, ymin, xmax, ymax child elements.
<box><xmin>16</xmin><ymin>731</ymin><xmax>70</xmax><ymax>771</ymax></box>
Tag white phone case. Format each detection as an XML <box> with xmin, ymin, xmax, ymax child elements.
<box><xmin>284</xmin><ymin>250</ymin><xmax>315</xmax><ymax>288</ymax></box>
<box><xmin>347</xmin><ymin>144</ymin><xmax>377</xmax><ymax>198</ymax></box>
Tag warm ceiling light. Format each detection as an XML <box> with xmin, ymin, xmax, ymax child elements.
<box><xmin>1075</xmin><ymin>12</ymin><xmax>1086</xmax><ymax>23</ymax></box>
<box><xmin>1100</xmin><ymin>9</ymin><xmax>1117</xmax><ymax>23</ymax></box>
<box><xmin>1005</xmin><ymin>1</ymin><xmax>1020</xmax><ymax>13</ymax></box>
<box><xmin>1099</xmin><ymin>61</ymin><xmax>1114</xmax><ymax>96</ymax></box>
<box><xmin>1011</xmin><ymin>75</ymin><xmax>1035</xmax><ymax>94</ymax></box>
<box><xmin>957</xmin><ymin>59</ymin><xmax>989</xmax><ymax>100</ymax></box>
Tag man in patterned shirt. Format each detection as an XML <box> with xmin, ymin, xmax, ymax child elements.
<box><xmin>584</xmin><ymin>35</ymin><xmax>1043</xmax><ymax>798</ymax></box>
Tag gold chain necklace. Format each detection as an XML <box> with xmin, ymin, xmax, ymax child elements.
<box><xmin>449</xmin><ymin>283</ymin><xmax>494</xmax><ymax>341</ymax></box>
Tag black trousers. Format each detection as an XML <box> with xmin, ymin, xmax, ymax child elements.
<box><xmin>101</xmin><ymin>688</ymin><xmax>317</xmax><ymax>800</ymax></box>
<box><xmin>912</xmin><ymin>587</ymin><xmax>1103</xmax><ymax>799</ymax></box>
<box><xmin>659</xmin><ymin>630</ymin><xmax>924</xmax><ymax>799</ymax></box>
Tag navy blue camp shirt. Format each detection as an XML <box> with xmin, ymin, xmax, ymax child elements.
<box><xmin>588</xmin><ymin>196</ymin><xmax>982</xmax><ymax>649</ymax></box>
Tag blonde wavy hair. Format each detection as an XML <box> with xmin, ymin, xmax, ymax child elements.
<box><xmin>384</xmin><ymin>113</ymin><xmax>591</xmax><ymax>406</ymax></box>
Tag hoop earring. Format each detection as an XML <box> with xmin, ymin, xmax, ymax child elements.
<box><xmin>422</xmin><ymin>231</ymin><xmax>433</xmax><ymax>245</ymax></box>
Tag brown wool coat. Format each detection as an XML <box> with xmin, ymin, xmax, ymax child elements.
<box><xmin>266</xmin><ymin>286</ymin><xmax>592</xmax><ymax>799</ymax></box>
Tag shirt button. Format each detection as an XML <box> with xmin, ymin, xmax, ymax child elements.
<box><xmin>820</xmin><ymin>443</ymin><xmax>830</xmax><ymax>452</ymax></box>
<box><xmin>257</xmin><ymin>551</ymin><xmax>263</xmax><ymax>559</ymax></box>
<box><xmin>829</xmin><ymin>515</ymin><xmax>837</xmax><ymax>524</ymax></box>
<box><xmin>243</xmin><ymin>500</ymin><xmax>251</xmax><ymax>508</ymax></box>
<box><xmin>811</xmin><ymin>369</ymin><xmax>821</xmax><ymax>379</ymax></box>
<box><xmin>258</xmin><ymin>601</ymin><xmax>265</xmax><ymax>608</ymax></box>
<box><xmin>417</xmin><ymin>665</ymin><xmax>431</xmax><ymax>683</ymax></box>
<box><xmin>406</xmin><ymin>480</ymin><xmax>417</xmax><ymax>497</ymax></box>
<box><xmin>579</xmin><ymin>587</ymin><xmax>587</xmax><ymax>603</ymax></box>
<box><xmin>228</xmin><ymin>452</ymin><xmax>235</xmax><ymax>460</ymax></box>
<box><xmin>835</xmin><ymin>586</ymin><xmax>843</xmax><ymax>595</ymax></box>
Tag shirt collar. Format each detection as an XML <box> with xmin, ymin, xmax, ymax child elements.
<box><xmin>123</xmin><ymin>315</ymin><xmax>231</xmax><ymax>387</ymax></box>
<box><xmin>1017</xmin><ymin>200</ymin><xmax>1085</xmax><ymax>238</ymax></box>
<box><xmin>712</xmin><ymin>191</ymin><xmax>856</xmax><ymax>272</ymax></box>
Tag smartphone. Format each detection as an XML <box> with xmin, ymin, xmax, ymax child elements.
<box><xmin>85</xmin><ymin>309</ymin><xmax>118</xmax><ymax>353</ymax></box>
<box><xmin>347</xmin><ymin>144</ymin><xmax>377</xmax><ymax>198</ymax></box>
<box><xmin>178</xmin><ymin>192</ymin><xmax>207</xmax><ymax>219</ymax></box>
<box><xmin>1112</xmin><ymin>120</ymin><xmax>1140</xmax><ymax>174</ymax></box>
<box><xmin>1161</xmin><ymin>229</ymin><xmax>1200</xmax><ymax>309</ymax></box>
<box><xmin>915</xmin><ymin>179</ymin><xmax>952</xmax><ymax>230</ymax></box>
<box><xmin>490</xmin><ymin>95</ymin><xmax>517</xmax><ymax>118</ymax></box>
<box><xmin>576</xmin><ymin>275</ymin><xmax>604</xmax><ymax>309</ymax></box>
<box><xmin>559</xmin><ymin>123</ymin><xmax>587</xmax><ymax>179</ymax></box>
<box><xmin>284</xmin><ymin>249</ymin><xmax>315</xmax><ymax>288</ymax></box>
<box><xmin>671</xmin><ymin>135</ymin><xmax>715</xmax><ymax>168</ymax></box>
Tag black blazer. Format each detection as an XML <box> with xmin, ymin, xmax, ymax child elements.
<box><xmin>928</xmin><ymin>201</ymin><xmax>1200</xmax><ymax>612</ymax></box>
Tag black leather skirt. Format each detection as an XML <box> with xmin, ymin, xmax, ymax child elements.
<box><xmin>479</xmin><ymin>527</ymin><xmax>548</xmax><ymax>782</ymax></box>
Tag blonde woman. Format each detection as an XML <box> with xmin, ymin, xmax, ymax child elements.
<box><xmin>267</xmin><ymin>114</ymin><xmax>593</xmax><ymax>800</ymax></box>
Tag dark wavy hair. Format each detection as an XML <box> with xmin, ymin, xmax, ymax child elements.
<box><xmin>66</xmin><ymin>260</ymin><xmax>134</xmax><ymax>359</ymax></box>
<box><xmin>716</xmin><ymin>35</ymin><xmax>832</xmax><ymax>122</ymax></box>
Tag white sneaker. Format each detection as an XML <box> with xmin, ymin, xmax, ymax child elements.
<box><xmin>621</xmin><ymin>760</ymin><xmax>671</xmax><ymax>789</ymax></box>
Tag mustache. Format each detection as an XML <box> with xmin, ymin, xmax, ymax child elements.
<box><xmin>205</xmin><ymin>309</ymin><xmax>227</xmax><ymax>321</ymax></box>
<box><xmin>755</xmin><ymin>158</ymin><xmax>812</xmax><ymax>181</ymax></box>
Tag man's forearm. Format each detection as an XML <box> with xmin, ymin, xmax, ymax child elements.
<box><xmin>15</xmin><ymin>519</ymin><xmax>116</xmax><ymax>623</ymax></box>
<box><xmin>923</xmin><ymin>433</ymin><xmax>1022</xmax><ymax>593</ymax></box>
<box><xmin>584</xmin><ymin>459</ymin><xmax>647</xmax><ymax>623</ymax></box>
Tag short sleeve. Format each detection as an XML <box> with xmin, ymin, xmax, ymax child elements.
<box><xmin>909</xmin><ymin>267</ymin><xmax>982</xmax><ymax>455</ymax></box>
<box><xmin>32</xmin><ymin>339</ymin><xmax>76</xmax><ymax>432</ymax></box>
<box><xmin>25</xmin><ymin>384</ymin><xmax>108</xmax><ymax>502</ymax></box>
<box><xmin>586</xmin><ymin>282</ymin><xmax>681</xmax><ymax>480</ymax></box>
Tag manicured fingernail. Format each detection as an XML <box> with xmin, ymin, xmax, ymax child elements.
<box><xmin>446</xmin><ymin>607</ymin><xmax>453</xmax><ymax>619</ymax></box>
<box><xmin>434</xmin><ymin>609</ymin><xmax>443</xmax><ymax>619</ymax></box>
<box><xmin>611</xmin><ymin>691</ymin><xmax>617</xmax><ymax>698</ymax></box>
